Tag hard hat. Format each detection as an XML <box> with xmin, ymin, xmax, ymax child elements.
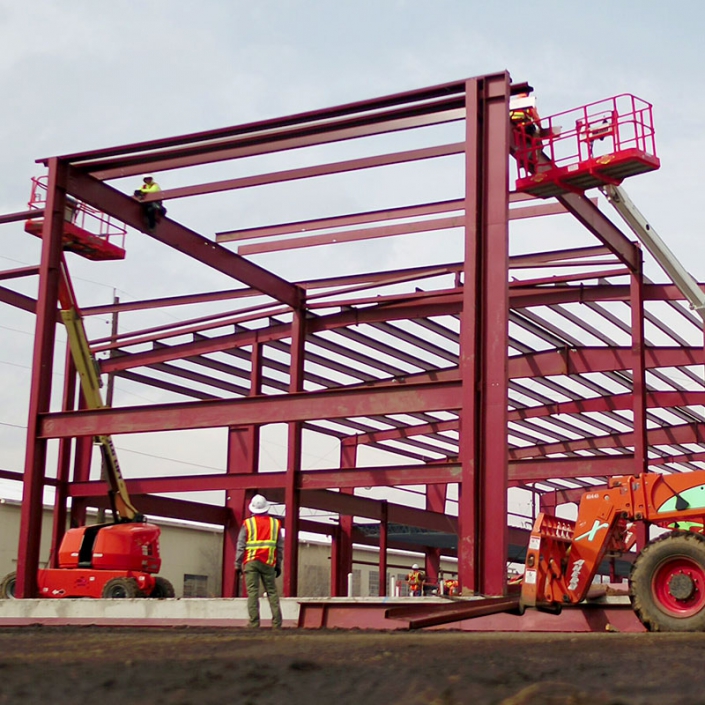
<box><xmin>412</xmin><ymin>564</ymin><xmax>419</xmax><ymax>570</ymax></box>
<box><xmin>249</xmin><ymin>494</ymin><xmax>269</xmax><ymax>514</ymax></box>
<box><xmin>143</xmin><ymin>174</ymin><xmax>154</xmax><ymax>181</ymax></box>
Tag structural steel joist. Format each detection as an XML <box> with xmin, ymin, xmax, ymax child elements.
<box><xmin>3</xmin><ymin>70</ymin><xmax>705</xmax><ymax>600</ymax></box>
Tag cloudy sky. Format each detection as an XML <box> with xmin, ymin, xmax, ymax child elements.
<box><xmin>0</xmin><ymin>0</ymin><xmax>702</xmax><ymax>511</ymax></box>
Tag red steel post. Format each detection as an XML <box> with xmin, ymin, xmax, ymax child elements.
<box><xmin>50</xmin><ymin>341</ymin><xmax>77</xmax><ymax>567</ymax></box>
<box><xmin>16</xmin><ymin>158</ymin><xmax>67</xmax><ymax>597</ymax></box>
<box><xmin>425</xmin><ymin>482</ymin><xmax>447</xmax><ymax>586</ymax></box>
<box><xmin>332</xmin><ymin>440</ymin><xmax>357</xmax><ymax>596</ymax></box>
<box><xmin>222</xmin><ymin>343</ymin><xmax>262</xmax><ymax>596</ymax></box>
<box><xmin>69</xmin><ymin>393</ymin><xmax>92</xmax><ymax>528</ymax></box>
<box><xmin>379</xmin><ymin>500</ymin><xmax>389</xmax><ymax>596</ymax></box>
<box><xmin>631</xmin><ymin>254</ymin><xmax>648</xmax><ymax>473</ymax></box>
<box><xmin>283</xmin><ymin>306</ymin><xmax>305</xmax><ymax>597</ymax></box>
<box><xmin>458</xmin><ymin>73</ymin><xmax>511</xmax><ymax>596</ymax></box>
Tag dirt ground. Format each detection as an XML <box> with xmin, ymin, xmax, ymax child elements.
<box><xmin>0</xmin><ymin>627</ymin><xmax>704</xmax><ymax>704</ymax></box>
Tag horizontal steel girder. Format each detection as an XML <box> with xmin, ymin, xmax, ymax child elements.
<box><xmin>40</xmin><ymin>380</ymin><xmax>462</xmax><ymax>438</ymax></box>
<box><xmin>67</xmin><ymin>168</ymin><xmax>302</xmax><ymax>309</ymax></box>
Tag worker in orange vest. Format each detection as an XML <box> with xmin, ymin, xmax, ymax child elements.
<box><xmin>443</xmin><ymin>579</ymin><xmax>459</xmax><ymax>596</ymax></box>
<box><xmin>235</xmin><ymin>494</ymin><xmax>283</xmax><ymax>628</ymax></box>
<box><xmin>405</xmin><ymin>563</ymin><xmax>426</xmax><ymax>597</ymax></box>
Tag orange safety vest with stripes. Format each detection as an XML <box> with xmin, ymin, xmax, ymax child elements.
<box><xmin>243</xmin><ymin>515</ymin><xmax>281</xmax><ymax>567</ymax></box>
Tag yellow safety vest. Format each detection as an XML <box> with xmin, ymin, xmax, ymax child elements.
<box><xmin>244</xmin><ymin>515</ymin><xmax>280</xmax><ymax>566</ymax></box>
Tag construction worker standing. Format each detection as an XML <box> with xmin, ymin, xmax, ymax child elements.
<box><xmin>509</xmin><ymin>90</ymin><xmax>543</xmax><ymax>172</ymax></box>
<box><xmin>405</xmin><ymin>563</ymin><xmax>426</xmax><ymax>597</ymax></box>
<box><xmin>235</xmin><ymin>494</ymin><xmax>283</xmax><ymax>629</ymax></box>
<box><xmin>133</xmin><ymin>175</ymin><xmax>166</xmax><ymax>230</ymax></box>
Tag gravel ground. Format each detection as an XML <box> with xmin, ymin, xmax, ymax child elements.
<box><xmin>0</xmin><ymin>626</ymin><xmax>703</xmax><ymax>704</ymax></box>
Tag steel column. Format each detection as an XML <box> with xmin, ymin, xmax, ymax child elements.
<box><xmin>16</xmin><ymin>158</ymin><xmax>67</xmax><ymax>597</ymax></box>
<box><xmin>425</xmin><ymin>482</ymin><xmax>447</xmax><ymax>587</ymax></box>
<box><xmin>332</xmin><ymin>441</ymin><xmax>357</xmax><ymax>596</ymax></box>
<box><xmin>283</xmin><ymin>307</ymin><xmax>305</xmax><ymax>597</ymax></box>
<box><xmin>222</xmin><ymin>343</ymin><xmax>261</xmax><ymax>596</ymax></box>
<box><xmin>379</xmin><ymin>500</ymin><xmax>388</xmax><ymax>596</ymax></box>
<box><xmin>458</xmin><ymin>73</ymin><xmax>510</xmax><ymax>596</ymax></box>
<box><xmin>631</xmin><ymin>253</ymin><xmax>648</xmax><ymax>472</ymax></box>
<box><xmin>49</xmin><ymin>342</ymin><xmax>77</xmax><ymax>568</ymax></box>
<box><xmin>69</xmin><ymin>394</ymin><xmax>92</xmax><ymax>528</ymax></box>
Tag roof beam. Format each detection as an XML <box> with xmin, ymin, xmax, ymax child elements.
<box><xmin>66</xmin><ymin>168</ymin><xmax>302</xmax><ymax>309</ymax></box>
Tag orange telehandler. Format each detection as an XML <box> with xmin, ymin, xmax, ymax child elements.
<box><xmin>0</xmin><ymin>185</ymin><xmax>174</xmax><ymax>599</ymax></box>
<box><xmin>521</xmin><ymin>471</ymin><xmax>705</xmax><ymax>631</ymax></box>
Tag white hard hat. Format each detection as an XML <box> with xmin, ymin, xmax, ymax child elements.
<box><xmin>412</xmin><ymin>564</ymin><xmax>419</xmax><ymax>570</ymax></box>
<box><xmin>143</xmin><ymin>174</ymin><xmax>154</xmax><ymax>181</ymax></box>
<box><xmin>249</xmin><ymin>494</ymin><xmax>269</xmax><ymax>514</ymax></box>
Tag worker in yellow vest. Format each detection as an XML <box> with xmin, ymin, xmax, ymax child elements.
<box><xmin>509</xmin><ymin>91</ymin><xmax>543</xmax><ymax>172</ymax></box>
<box><xmin>235</xmin><ymin>494</ymin><xmax>283</xmax><ymax>628</ymax></box>
<box><xmin>133</xmin><ymin>175</ymin><xmax>167</xmax><ymax>231</ymax></box>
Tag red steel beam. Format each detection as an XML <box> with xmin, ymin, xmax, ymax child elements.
<box><xmin>39</xmin><ymin>381</ymin><xmax>463</xmax><ymax>438</ymax></box>
<box><xmin>66</xmin><ymin>168</ymin><xmax>303</xmax><ymax>310</ymax></box>
<box><xmin>78</xmin><ymin>100</ymin><xmax>466</xmax><ymax>180</ymax></box>
<box><xmin>238</xmin><ymin>201</ymin><xmax>589</xmax><ymax>256</ymax></box>
<box><xmin>556</xmin><ymin>192</ymin><xmax>638</xmax><ymax>271</ymax></box>
<box><xmin>62</xmin><ymin>78</ymin><xmax>471</xmax><ymax>162</ymax></box>
<box><xmin>337</xmin><ymin>388</ymin><xmax>705</xmax><ymax>448</ymax></box>
<box><xmin>218</xmin><ymin>199</ymin><xmax>466</xmax><ymax>243</ymax></box>
<box><xmin>239</xmin><ymin>215</ymin><xmax>464</xmax><ymax>256</ymax></box>
<box><xmin>510</xmin><ymin>422</ymin><xmax>705</xmax><ymax>460</ymax></box>
<box><xmin>0</xmin><ymin>285</ymin><xmax>37</xmax><ymax>314</ymax></box>
<box><xmin>68</xmin><ymin>463</ymin><xmax>464</xmax><ymax>497</ymax></box>
<box><xmin>148</xmin><ymin>143</ymin><xmax>465</xmax><ymax>203</ymax></box>
<box><xmin>508</xmin><ymin>454</ymin><xmax>635</xmax><ymax>481</ymax></box>
<box><xmin>0</xmin><ymin>209</ymin><xmax>44</xmax><ymax>225</ymax></box>
<box><xmin>94</xmin><ymin>270</ymin><xmax>701</xmax><ymax>372</ymax></box>
<box><xmin>0</xmin><ymin>266</ymin><xmax>40</xmax><ymax>282</ymax></box>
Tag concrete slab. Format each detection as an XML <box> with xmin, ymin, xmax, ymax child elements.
<box><xmin>0</xmin><ymin>595</ymin><xmax>643</xmax><ymax>632</ymax></box>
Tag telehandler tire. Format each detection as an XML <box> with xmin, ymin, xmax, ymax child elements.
<box><xmin>0</xmin><ymin>572</ymin><xmax>17</xmax><ymax>599</ymax></box>
<box><xmin>630</xmin><ymin>530</ymin><xmax>705</xmax><ymax>631</ymax></box>
<box><xmin>101</xmin><ymin>577</ymin><xmax>140</xmax><ymax>599</ymax></box>
<box><xmin>150</xmin><ymin>576</ymin><xmax>175</xmax><ymax>598</ymax></box>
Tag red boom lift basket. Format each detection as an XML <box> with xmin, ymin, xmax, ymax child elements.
<box><xmin>25</xmin><ymin>176</ymin><xmax>126</xmax><ymax>261</ymax></box>
<box><xmin>514</xmin><ymin>94</ymin><xmax>660</xmax><ymax>198</ymax></box>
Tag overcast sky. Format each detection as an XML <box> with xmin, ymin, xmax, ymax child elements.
<box><xmin>0</xmin><ymin>0</ymin><xmax>702</xmax><ymax>513</ymax></box>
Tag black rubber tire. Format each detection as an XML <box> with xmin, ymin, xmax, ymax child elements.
<box><xmin>101</xmin><ymin>577</ymin><xmax>140</xmax><ymax>599</ymax></box>
<box><xmin>0</xmin><ymin>572</ymin><xmax>17</xmax><ymax>599</ymax></box>
<box><xmin>150</xmin><ymin>576</ymin><xmax>175</xmax><ymax>599</ymax></box>
<box><xmin>630</xmin><ymin>531</ymin><xmax>705</xmax><ymax>632</ymax></box>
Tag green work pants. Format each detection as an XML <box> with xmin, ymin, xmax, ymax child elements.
<box><xmin>244</xmin><ymin>560</ymin><xmax>282</xmax><ymax>628</ymax></box>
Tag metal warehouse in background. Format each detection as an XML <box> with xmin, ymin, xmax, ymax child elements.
<box><xmin>1</xmin><ymin>70</ymin><xmax>701</xmax><ymax>608</ymax></box>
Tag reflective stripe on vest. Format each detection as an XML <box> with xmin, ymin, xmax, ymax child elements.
<box><xmin>244</xmin><ymin>515</ymin><xmax>279</xmax><ymax>566</ymax></box>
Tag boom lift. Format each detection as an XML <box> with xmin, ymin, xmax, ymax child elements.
<box><xmin>0</xmin><ymin>182</ymin><xmax>174</xmax><ymax>599</ymax></box>
<box><xmin>513</xmin><ymin>93</ymin><xmax>705</xmax><ymax>631</ymax></box>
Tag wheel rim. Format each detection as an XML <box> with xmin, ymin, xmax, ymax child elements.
<box><xmin>652</xmin><ymin>555</ymin><xmax>705</xmax><ymax>617</ymax></box>
<box><xmin>108</xmin><ymin>585</ymin><xmax>127</xmax><ymax>598</ymax></box>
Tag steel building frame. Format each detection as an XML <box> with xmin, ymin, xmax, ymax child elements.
<box><xmin>2</xmin><ymin>70</ymin><xmax>704</xmax><ymax>600</ymax></box>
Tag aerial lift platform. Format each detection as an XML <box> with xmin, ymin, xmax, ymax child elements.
<box><xmin>1</xmin><ymin>183</ymin><xmax>173</xmax><ymax>599</ymax></box>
